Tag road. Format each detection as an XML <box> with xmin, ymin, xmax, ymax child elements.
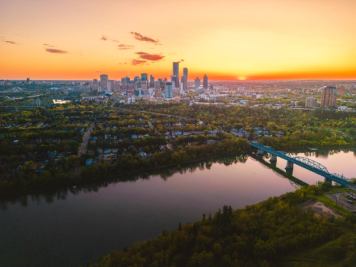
<box><xmin>78</xmin><ymin>123</ymin><xmax>95</xmax><ymax>157</ymax></box>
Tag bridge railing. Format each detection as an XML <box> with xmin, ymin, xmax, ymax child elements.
<box><xmin>250</xmin><ymin>141</ymin><xmax>354</xmax><ymax>188</ymax></box>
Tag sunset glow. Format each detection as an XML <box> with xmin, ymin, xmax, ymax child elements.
<box><xmin>1</xmin><ymin>0</ymin><xmax>356</xmax><ymax>80</ymax></box>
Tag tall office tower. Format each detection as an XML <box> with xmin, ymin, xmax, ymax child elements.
<box><xmin>149</xmin><ymin>75</ymin><xmax>155</xmax><ymax>88</ymax></box>
<box><xmin>172</xmin><ymin>62</ymin><xmax>180</xmax><ymax>88</ymax></box>
<box><xmin>154</xmin><ymin>80</ymin><xmax>161</xmax><ymax>90</ymax></box>
<box><xmin>321</xmin><ymin>86</ymin><xmax>337</xmax><ymax>108</ymax></box>
<box><xmin>164</xmin><ymin>82</ymin><xmax>173</xmax><ymax>99</ymax></box>
<box><xmin>121</xmin><ymin>77</ymin><xmax>130</xmax><ymax>86</ymax></box>
<box><xmin>141</xmin><ymin>73</ymin><xmax>148</xmax><ymax>81</ymax></box>
<box><xmin>159</xmin><ymin>79</ymin><xmax>165</xmax><ymax>90</ymax></box>
<box><xmin>134</xmin><ymin>80</ymin><xmax>143</xmax><ymax>97</ymax></box>
<box><xmin>99</xmin><ymin>74</ymin><xmax>109</xmax><ymax>91</ymax></box>
<box><xmin>194</xmin><ymin>77</ymin><xmax>201</xmax><ymax>90</ymax></box>
<box><xmin>182</xmin><ymin>67</ymin><xmax>188</xmax><ymax>91</ymax></box>
<box><xmin>92</xmin><ymin>79</ymin><xmax>99</xmax><ymax>91</ymax></box>
<box><xmin>305</xmin><ymin>96</ymin><xmax>317</xmax><ymax>108</ymax></box>
<box><xmin>107</xmin><ymin>80</ymin><xmax>113</xmax><ymax>92</ymax></box>
<box><xmin>203</xmin><ymin>74</ymin><xmax>208</xmax><ymax>90</ymax></box>
<box><xmin>140</xmin><ymin>73</ymin><xmax>148</xmax><ymax>91</ymax></box>
<box><xmin>171</xmin><ymin>76</ymin><xmax>177</xmax><ymax>88</ymax></box>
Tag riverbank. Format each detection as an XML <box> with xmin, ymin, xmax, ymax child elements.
<box><xmin>0</xmin><ymin>138</ymin><xmax>250</xmax><ymax>200</ymax></box>
<box><xmin>1</xmin><ymin>139</ymin><xmax>355</xmax><ymax>201</ymax></box>
<box><xmin>1</xmin><ymin>150</ymin><xmax>355</xmax><ymax>267</ymax></box>
<box><xmin>90</xmin><ymin>185</ymin><xmax>356</xmax><ymax>267</ymax></box>
<box><xmin>260</xmin><ymin>136</ymin><xmax>356</xmax><ymax>153</ymax></box>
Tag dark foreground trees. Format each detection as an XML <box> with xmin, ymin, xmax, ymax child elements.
<box><xmin>90</xmin><ymin>186</ymin><xmax>356</xmax><ymax>267</ymax></box>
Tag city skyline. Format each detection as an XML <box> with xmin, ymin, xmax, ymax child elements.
<box><xmin>1</xmin><ymin>0</ymin><xmax>356</xmax><ymax>80</ymax></box>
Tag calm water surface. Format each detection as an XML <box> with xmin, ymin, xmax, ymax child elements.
<box><xmin>0</xmin><ymin>151</ymin><xmax>355</xmax><ymax>267</ymax></box>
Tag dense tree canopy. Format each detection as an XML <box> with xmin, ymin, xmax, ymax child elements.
<box><xmin>90</xmin><ymin>186</ymin><xmax>356</xmax><ymax>267</ymax></box>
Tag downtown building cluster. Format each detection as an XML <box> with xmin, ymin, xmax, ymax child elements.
<box><xmin>91</xmin><ymin>62</ymin><xmax>209</xmax><ymax>102</ymax></box>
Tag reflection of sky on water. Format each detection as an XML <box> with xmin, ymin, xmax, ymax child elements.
<box><xmin>0</xmin><ymin>151</ymin><xmax>354</xmax><ymax>267</ymax></box>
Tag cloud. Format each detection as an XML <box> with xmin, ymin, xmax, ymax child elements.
<box><xmin>136</xmin><ymin>52</ymin><xmax>164</xmax><ymax>61</ymax></box>
<box><xmin>132</xmin><ymin>59</ymin><xmax>147</xmax><ymax>65</ymax></box>
<box><xmin>130</xmin><ymin>32</ymin><xmax>159</xmax><ymax>44</ymax></box>
<box><xmin>45</xmin><ymin>48</ymin><xmax>68</xmax><ymax>54</ymax></box>
<box><xmin>118</xmin><ymin>43</ymin><xmax>134</xmax><ymax>50</ymax></box>
<box><xmin>4</xmin><ymin>40</ymin><xmax>17</xmax><ymax>45</ymax></box>
<box><xmin>100</xmin><ymin>35</ymin><xmax>120</xmax><ymax>43</ymax></box>
<box><xmin>43</xmin><ymin>43</ymin><xmax>54</xmax><ymax>47</ymax></box>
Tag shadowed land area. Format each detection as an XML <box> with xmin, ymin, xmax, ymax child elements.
<box><xmin>90</xmin><ymin>185</ymin><xmax>356</xmax><ymax>267</ymax></box>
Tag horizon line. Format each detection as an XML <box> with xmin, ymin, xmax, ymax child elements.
<box><xmin>1</xmin><ymin>78</ymin><xmax>356</xmax><ymax>82</ymax></box>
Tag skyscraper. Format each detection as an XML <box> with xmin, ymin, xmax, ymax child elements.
<box><xmin>149</xmin><ymin>75</ymin><xmax>155</xmax><ymax>88</ymax></box>
<box><xmin>321</xmin><ymin>86</ymin><xmax>337</xmax><ymax>108</ymax></box>
<box><xmin>194</xmin><ymin>77</ymin><xmax>201</xmax><ymax>90</ymax></box>
<box><xmin>99</xmin><ymin>74</ymin><xmax>109</xmax><ymax>91</ymax></box>
<box><xmin>92</xmin><ymin>79</ymin><xmax>99</xmax><ymax>91</ymax></box>
<box><xmin>172</xmin><ymin>62</ymin><xmax>180</xmax><ymax>88</ymax></box>
<box><xmin>203</xmin><ymin>74</ymin><xmax>208</xmax><ymax>90</ymax></box>
<box><xmin>134</xmin><ymin>80</ymin><xmax>143</xmax><ymax>97</ymax></box>
<box><xmin>164</xmin><ymin>82</ymin><xmax>173</xmax><ymax>99</ymax></box>
<box><xmin>141</xmin><ymin>73</ymin><xmax>148</xmax><ymax>81</ymax></box>
<box><xmin>182</xmin><ymin>67</ymin><xmax>188</xmax><ymax>91</ymax></box>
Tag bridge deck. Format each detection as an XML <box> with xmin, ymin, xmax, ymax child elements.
<box><xmin>250</xmin><ymin>141</ymin><xmax>355</xmax><ymax>189</ymax></box>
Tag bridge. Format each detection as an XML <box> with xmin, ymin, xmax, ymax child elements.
<box><xmin>250</xmin><ymin>141</ymin><xmax>355</xmax><ymax>190</ymax></box>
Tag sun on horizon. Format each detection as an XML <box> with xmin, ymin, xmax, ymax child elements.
<box><xmin>1</xmin><ymin>0</ymin><xmax>356</xmax><ymax>81</ymax></box>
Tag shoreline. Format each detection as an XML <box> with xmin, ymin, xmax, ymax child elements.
<box><xmin>89</xmin><ymin>185</ymin><xmax>356</xmax><ymax>267</ymax></box>
<box><xmin>1</xmin><ymin>143</ymin><xmax>355</xmax><ymax>202</ymax></box>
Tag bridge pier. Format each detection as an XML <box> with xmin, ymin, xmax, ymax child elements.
<box><xmin>250</xmin><ymin>142</ymin><xmax>353</xmax><ymax>189</ymax></box>
<box><xmin>256</xmin><ymin>149</ymin><xmax>265</xmax><ymax>157</ymax></box>
<box><xmin>270</xmin><ymin>155</ymin><xmax>277</xmax><ymax>166</ymax></box>
<box><xmin>285</xmin><ymin>161</ymin><xmax>294</xmax><ymax>175</ymax></box>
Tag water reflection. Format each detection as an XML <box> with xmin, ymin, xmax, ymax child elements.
<box><xmin>290</xmin><ymin>148</ymin><xmax>356</xmax><ymax>158</ymax></box>
<box><xmin>1</xmin><ymin>149</ymin><xmax>355</xmax><ymax>209</ymax></box>
<box><xmin>0</xmin><ymin>155</ymin><xmax>248</xmax><ymax>209</ymax></box>
<box><xmin>0</xmin><ymin>151</ymin><xmax>355</xmax><ymax>267</ymax></box>
<box><xmin>251</xmin><ymin>154</ymin><xmax>308</xmax><ymax>188</ymax></box>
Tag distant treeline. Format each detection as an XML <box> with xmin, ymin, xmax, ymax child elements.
<box><xmin>0</xmin><ymin>138</ymin><xmax>250</xmax><ymax>199</ymax></box>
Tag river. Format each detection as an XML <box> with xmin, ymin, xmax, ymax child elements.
<box><xmin>0</xmin><ymin>150</ymin><xmax>355</xmax><ymax>267</ymax></box>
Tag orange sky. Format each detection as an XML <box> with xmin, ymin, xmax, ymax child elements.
<box><xmin>1</xmin><ymin>0</ymin><xmax>356</xmax><ymax>80</ymax></box>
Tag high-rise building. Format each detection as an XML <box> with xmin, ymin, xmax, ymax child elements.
<box><xmin>172</xmin><ymin>62</ymin><xmax>180</xmax><ymax>88</ymax></box>
<box><xmin>91</xmin><ymin>79</ymin><xmax>99</xmax><ymax>91</ymax></box>
<box><xmin>121</xmin><ymin>76</ymin><xmax>130</xmax><ymax>86</ymax></box>
<box><xmin>203</xmin><ymin>74</ymin><xmax>208</xmax><ymax>90</ymax></box>
<box><xmin>99</xmin><ymin>74</ymin><xmax>109</xmax><ymax>91</ymax></box>
<box><xmin>171</xmin><ymin>76</ymin><xmax>177</xmax><ymax>88</ymax></box>
<box><xmin>141</xmin><ymin>73</ymin><xmax>148</xmax><ymax>81</ymax></box>
<box><xmin>134</xmin><ymin>80</ymin><xmax>143</xmax><ymax>97</ymax></box>
<box><xmin>149</xmin><ymin>75</ymin><xmax>155</xmax><ymax>88</ymax></box>
<box><xmin>182</xmin><ymin>67</ymin><xmax>188</xmax><ymax>91</ymax></box>
<box><xmin>164</xmin><ymin>82</ymin><xmax>173</xmax><ymax>99</ymax></box>
<box><xmin>321</xmin><ymin>86</ymin><xmax>337</xmax><ymax>108</ymax></box>
<box><xmin>305</xmin><ymin>96</ymin><xmax>317</xmax><ymax>108</ymax></box>
<box><xmin>194</xmin><ymin>77</ymin><xmax>201</xmax><ymax>90</ymax></box>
